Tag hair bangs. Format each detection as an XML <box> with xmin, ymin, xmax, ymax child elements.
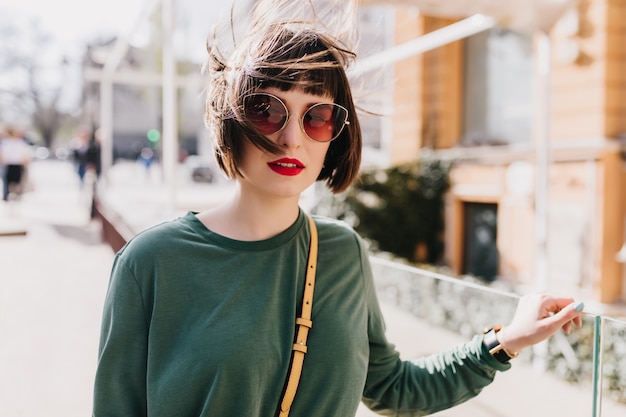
<box><xmin>245</xmin><ymin>28</ymin><xmax>349</xmax><ymax>100</ymax></box>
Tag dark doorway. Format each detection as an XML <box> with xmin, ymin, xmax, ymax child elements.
<box><xmin>463</xmin><ymin>203</ymin><xmax>499</xmax><ymax>282</ymax></box>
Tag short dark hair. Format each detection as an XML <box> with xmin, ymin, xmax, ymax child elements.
<box><xmin>205</xmin><ymin>21</ymin><xmax>362</xmax><ymax>193</ymax></box>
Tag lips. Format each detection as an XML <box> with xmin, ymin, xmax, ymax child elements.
<box><xmin>268</xmin><ymin>158</ymin><xmax>305</xmax><ymax>176</ymax></box>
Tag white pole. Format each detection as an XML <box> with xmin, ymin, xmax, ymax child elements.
<box><xmin>535</xmin><ymin>32</ymin><xmax>551</xmax><ymax>294</ymax></box>
<box><xmin>532</xmin><ymin>30</ymin><xmax>552</xmax><ymax>372</ymax></box>
<box><xmin>162</xmin><ymin>0</ymin><xmax>178</xmax><ymax>209</ymax></box>
<box><xmin>97</xmin><ymin>0</ymin><xmax>160</xmax><ymax>186</ymax></box>
<box><xmin>99</xmin><ymin>78</ymin><xmax>114</xmax><ymax>187</ymax></box>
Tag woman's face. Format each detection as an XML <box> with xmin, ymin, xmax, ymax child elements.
<box><xmin>238</xmin><ymin>87</ymin><xmax>333</xmax><ymax>201</ymax></box>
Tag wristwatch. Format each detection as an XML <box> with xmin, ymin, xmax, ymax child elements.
<box><xmin>482</xmin><ymin>325</ymin><xmax>518</xmax><ymax>363</ymax></box>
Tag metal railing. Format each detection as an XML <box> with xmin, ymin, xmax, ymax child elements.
<box><xmin>369</xmin><ymin>256</ymin><xmax>626</xmax><ymax>417</ymax></box>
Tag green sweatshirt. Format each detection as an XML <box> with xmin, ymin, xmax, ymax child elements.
<box><xmin>93</xmin><ymin>210</ymin><xmax>510</xmax><ymax>417</ymax></box>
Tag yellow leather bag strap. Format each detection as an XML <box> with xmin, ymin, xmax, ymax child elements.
<box><xmin>279</xmin><ymin>214</ymin><xmax>318</xmax><ymax>417</ymax></box>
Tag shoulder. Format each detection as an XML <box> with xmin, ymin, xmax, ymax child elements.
<box><xmin>311</xmin><ymin>214</ymin><xmax>364</xmax><ymax>250</ymax></box>
<box><xmin>311</xmin><ymin>215</ymin><xmax>373</xmax><ymax>290</ymax></box>
<box><xmin>117</xmin><ymin>213</ymin><xmax>199</xmax><ymax>260</ymax></box>
<box><xmin>312</xmin><ymin>214</ymin><xmax>358</xmax><ymax>235</ymax></box>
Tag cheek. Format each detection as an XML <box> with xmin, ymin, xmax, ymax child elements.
<box><xmin>312</xmin><ymin>144</ymin><xmax>331</xmax><ymax>168</ymax></box>
<box><xmin>308</xmin><ymin>151</ymin><xmax>328</xmax><ymax>177</ymax></box>
<box><xmin>238</xmin><ymin>141</ymin><xmax>265</xmax><ymax>174</ymax></box>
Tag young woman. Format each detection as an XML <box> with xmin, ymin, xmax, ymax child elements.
<box><xmin>93</xmin><ymin>2</ymin><xmax>584</xmax><ymax>416</ymax></box>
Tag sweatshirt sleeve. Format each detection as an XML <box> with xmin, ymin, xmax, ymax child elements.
<box><xmin>93</xmin><ymin>254</ymin><xmax>149</xmax><ymax>417</ymax></box>
<box><xmin>360</xmin><ymin>246</ymin><xmax>511</xmax><ymax>416</ymax></box>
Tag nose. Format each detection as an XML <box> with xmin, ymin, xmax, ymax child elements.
<box><xmin>276</xmin><ymin>114</ymin><xmax>305</xmax><ymax>148</ymax></box>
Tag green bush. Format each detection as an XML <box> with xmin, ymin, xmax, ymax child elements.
<box><xmin>315</xmin><ymin>157</ymin><xmax>450</xmax><ymax>264</ymax></box>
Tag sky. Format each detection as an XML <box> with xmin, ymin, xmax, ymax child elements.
<box><xmin>3</xmin><ymin>0</ymin><xmax>147</xmax><ymax>46</ymax></box>
<box><xmin>1</xmin><ymin>0</ymin><xmax>235</xmax><ymax>59</ymax></box>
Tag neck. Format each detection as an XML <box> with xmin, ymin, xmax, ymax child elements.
<box><xmin>197</xmin><ymin>186</ymin><xmax>301</xmax><ymax>241</ymax></box>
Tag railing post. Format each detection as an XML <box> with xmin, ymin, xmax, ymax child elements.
<box><xmin>591</xmin><ymin>315</ymin><xmax>603</xmax><ymax>417</ymax></box>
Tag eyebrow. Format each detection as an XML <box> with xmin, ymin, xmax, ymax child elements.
<box><xmin>258</xmin><ymin>88</ymin><xmax>334</xmax><ymax>106</ymax></box>
<box><xmin>278</xmin><ymin>94</ymin><xmax>335</xmax><ymax>110</ymax></box>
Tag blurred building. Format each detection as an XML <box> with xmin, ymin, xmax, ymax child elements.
<box><xmin>80</xmin><ymin>38</ymin><xmax>205</xmax><ymax>160</ymax></box>
<box><xmin>361</xmin><ymin>0</ymin><xmax>626</xmax><ymax>306</ymax></box>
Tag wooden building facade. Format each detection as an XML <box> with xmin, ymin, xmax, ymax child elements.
<box><xmin>384</xmin><ymin>0</ymin><xmax>626</xmax><ymax>305</ymax></box>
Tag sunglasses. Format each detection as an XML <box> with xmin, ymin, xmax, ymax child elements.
<box><xmin>243</xmin><ymin>93</ymin><xmax>349</xmax><ymax>142</ymax></box>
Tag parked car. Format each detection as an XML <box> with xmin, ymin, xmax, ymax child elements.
<box><xmin>183</xmin><ymin>155</ymin><xmax>215</xmax><ymax>183</ymax></box>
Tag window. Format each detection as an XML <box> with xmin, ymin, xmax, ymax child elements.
<box><xmin>462</xmin><ymin>28</ymin><xmax>533</xmax><ymax>146</ymax></box>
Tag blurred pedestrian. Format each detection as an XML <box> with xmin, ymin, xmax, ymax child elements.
<box><xmin>71</xmin><ymin>127</ymin><xmax>91</xmax><ymax>186</ymax></box>
<box><xmin>0</xmin><ymin>128</ymin><xmax>6</xmax><ymax>192</ymax></box>
<box><xmin>93</xmin><ymin>1</ymin><xmax>585</xmax><ymax>416</ymax></box>
<box><xmin>69</xmin><ymin>126</ymin><xmax>101</xmax><ymax>218</ymax></box>
<box><xmin>137</xmin><ymin>147</ymin><xmax>155</xmax><ymax>179</ymax></box>
<box><xmin>0</xmin><ymin>126</ymin><xmax>33</xmax><ymax>202</ymax></box>
<box><xmin>86</xmin><ymin>128</ymin><xmax>102</xmax><ymax>180</ymax></box>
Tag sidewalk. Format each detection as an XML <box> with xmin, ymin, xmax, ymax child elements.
<box><xmin>0</xmin><ymin>159</ymin><xmax>114</xmax><ymax>417</ymax></box>
<box><xmin>1</xmin><ymin>159</ymin><xmax>624</xmax><ymax>416</ymax></box>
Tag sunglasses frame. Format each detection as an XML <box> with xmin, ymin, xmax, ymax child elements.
<box><xmin>242</xmin><ymin>92</ymin><xmax>350</xmax><ymax>143</ymax></box>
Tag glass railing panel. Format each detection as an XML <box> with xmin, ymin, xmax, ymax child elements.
<box><xmin>368</xmin><ymin>257</ymin><xmax>626</xmax><ymax>417</ymax></box>
<box><xmin>597</xmin><ymin>316</ymin><xmax>626</xmax><ymax>416</ymax></box>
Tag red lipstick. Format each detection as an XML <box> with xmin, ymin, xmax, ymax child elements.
<box><xmin>268</xmin><ymin>158</ymin><xmax>305</xmax><ymax>176</ymax></box>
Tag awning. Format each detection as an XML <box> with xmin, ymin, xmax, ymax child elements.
<box><xmin>359</xmin><ymin>0</ymin><xmax>578</xmax><ymax>33</ymax></box>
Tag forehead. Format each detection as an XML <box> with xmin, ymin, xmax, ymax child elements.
<box><xmin>256</xmin><ymin>87</ymin><xmax>334</xmax><ymax>106</ymax></box>
<box><xmin>245</xmin><ymin>61</ymin><xmax>342</xmax><ymax>101</ymax></box>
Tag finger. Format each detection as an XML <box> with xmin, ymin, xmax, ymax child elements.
<box><xmin>543</xmin><ymin>301</ymin><xmax>584</xmax><ymax>330</ymax></box>
<box><xmin>570</xmin><ymin>300</ymin><xmax>585</xmax><ymax>314</ymax></box>
<box><xmin>573</xmin><ymin>315</ymin><xmax>583</xmax><ymax>328</ymax></box>
<box><xmin>544</xmin><ymin>297</ymin><xmax>576</xmax><ymax>314</ymax></box>
<box><xmin>563</xmin><ymin>320</ymin><xmax>573</xmax><ymax>334</ymax></box>
<box><xmin>554</xmin><ymin>300</ymin><xmax>584</xmax><ymax>316</ymax></box>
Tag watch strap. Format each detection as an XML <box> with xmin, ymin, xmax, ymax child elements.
<box><xmin>482</xmin><ymin>325</ymin><xmax>518</xmax><ymax>363</ymax></box>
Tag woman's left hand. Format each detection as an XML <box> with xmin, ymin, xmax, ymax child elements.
<box><xmin>497</xmin><ymin>293</ymin><xmax>584</xmax><ymax>354</ymax></box>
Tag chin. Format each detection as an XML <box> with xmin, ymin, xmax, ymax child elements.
<box><xmin>270</xmin><ymin>181</ymin><xmax>314</xmax><ymax>200</ymax></box>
